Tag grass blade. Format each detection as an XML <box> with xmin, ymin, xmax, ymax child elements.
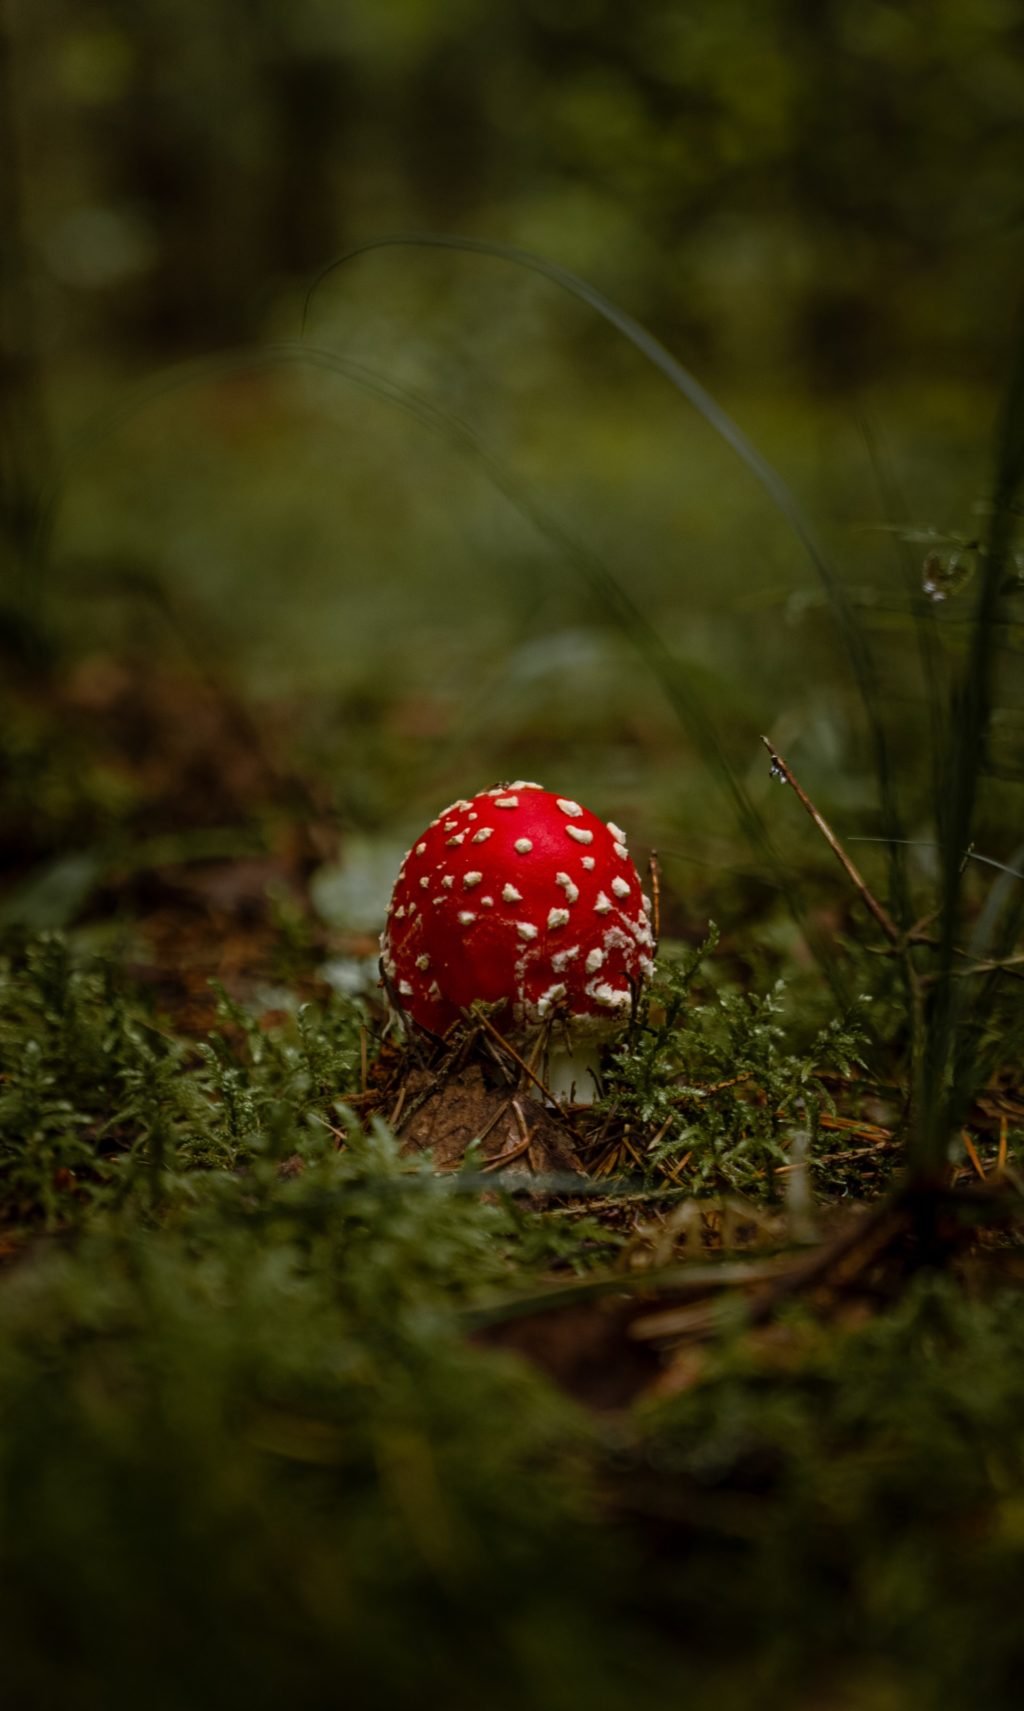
<box><xmin>919</xmin><ymin>309</ymin><xmax>1024</xmax><ymax>1169</ymax></box>
<box><xmin>303</xmin><ymin>231</ymin><xmax>910</xmax><ymax>920</ymax></box>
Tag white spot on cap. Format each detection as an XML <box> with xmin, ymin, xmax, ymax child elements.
<box><xmin>612</xmin><ymin>876</ymin><xmax>631</xmax><ymax>899</ymax></box>
<box><xmin>394</xmin><ymin>905</ymin><xmax>406</xmax><ymax>919</ymax></box>
<box><xmin>581</xmin><ymin>856</ymin><xmax>595</xmax><ymax>871</ymax></box>
<box><xmin>585</xmin><ymin>948</ymin><xmax>604</xmax><ymax>974</ymax></box>
<box><xmin>642</xmin><ymin>894</ymin><xmax>653</xmax><ymax>918</ymax></box>
<box><xmin>472</xmin><ymin>827</ymin><xmax>493</xmax><ymax>843</ymax></box>
<box><xmin>607</xmin><ymin>821</ymin><xmax>626</xmax><ymax>843</ymax></box>
<box><xmin>557</xmin><ymin>798</ymin><xmax>583</xmax><ymax>817</ymax></box>
<box><xmin>398</xmin><ymin>980</ymin><xmax>413</xmax><ymax>997</ymax></box>
<box><xmin>516</xmin><ymin>922</ymin><xmax>538</xmax><ymax>941</ymax></box>
<box><xmin>592</xmin><ymin>983</ymin><xmax>630</xmax><ymax>1009</ymax></box>
<box><xmin>537</xmin><ymin>983</ymin><xmax>567</xmax><ymax>1017</ymax></box>
<box><xmin>446</xmin><ymin>833</ymin><xmax>466</xmax><ymax>846</ymax></box>
<box><xmin>427</xmin><ymin>980</ymin><xmax>441</xmax><ymax>1000</ymax></box>
<box><xmin>442</xmin><ymin>875</ymin><xmax>454</xmax><ymax>890</ymax></box>
<box><xmin>551</xmin><ymin>945</ymin><xmax>580</xmax><ymax>972</ymax></box>
<box><xmin>415</xmin><ymin>842</ymin><xmax>427</xmax><ymax>856</ymax></box>
<box><xmin>507</xmin><ymin>779</ymin><xmax>543</xmax><ymax>791</ymax></box>
<box><xmin>443</xmin><ymin>820</ymin><xmax>458</xmax><ymax>831</ymax></box>
<box><xmin>415</xmin><ymin>954</ymin><xmax>430</xmax><ymax>971</ymax></box>
<box><xmin>555</xmin><ymin>871</ymin><xmax>579</xmax><ymax>903</ymax></box>
<box><xmin>594</xmin><ymin>891</ymin><xmax>613</xmax><ymax>915</ymax></box>
<box><xmin>566</xmin><ymin>826</ymin><xmax>593</xmax><ymax>845</ymax></box>
<box><xmin>494</xmin><ymin>795</ymin><xmax>519</xmax><ymax>809</ymax></box>
<box><xmin>419</xmin><ymin>877</ymin><xmax>429</xmax><ymax>890</ymax></box>
<box><xmin>502</xmin><ymin>883</ymin><xmax>522</xmax><ymax>903</ymax></box>
<box><xmin>514</xmin><ymin>838</ymin><xmax>533</xmax><ymax>854</ymax></box>
<box><xmin>633</xmin><ymin>922</ymin><xmax>655</xmax><ymax>949</ymax></box>
<box><xmin>547</xmin><ymin>907</ymin><xmax>570</xmax><ymax>930</ymax></box>
<box><xmin>463</xmin><ymin>871</ymin><xmax>483</xmax><ymax>889</ymax></box>
<box><xmin>481</xmin><ymin>895</ymin><xmax>494</xmax><ymax>908</ymax></box>
<box><xmin>457</xmin><ymin>910</ymin><xmax>476</xmax><ymax>926</ymax></box>
<box><xmin>613</xmin><ymin>843</ymin><xmax>628</xmax><ymax>861</ymax></box>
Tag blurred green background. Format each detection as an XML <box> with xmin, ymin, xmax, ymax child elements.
<box><xmin>3</xmin><ymin>0</ymin><xmax>1023</xmax><ymax>935</ymax></box>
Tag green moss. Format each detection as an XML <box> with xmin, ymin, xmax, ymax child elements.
<box><xmin>630</xmin><ymin>1279</ymin><xmax>1024</xmax><ymax>1710</ymax></box>
<box><xmin>603</xmin><ymin>929</ymin><xmax>876</xmax><ymax>1195</ymax></box>
<box><xmin>1</xmin><ymin>936</ymin><xmax>1023</xmax><ymax>1708</ymax></box>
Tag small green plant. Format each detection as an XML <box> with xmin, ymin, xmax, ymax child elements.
<box><xmin>604</xmin><ymin>932</ymin><xmax>871</xmax><ymax>1195</ymax></box>
<box><xmin>0</xmin><ymin>934</ymin><xmax>368</xmax><ymax>1225</ymax></box>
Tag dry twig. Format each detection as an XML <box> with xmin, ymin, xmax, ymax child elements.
<box><xmin>761</xmin><ymin>735</ymin><xmax>901</xmax><ymax>944</ymax></box>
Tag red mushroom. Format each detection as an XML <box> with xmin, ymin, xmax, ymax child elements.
<box><xmin>380</xmin><ymin>782</ymin><xmax>654</xmax><ymax>1102</ymax></box>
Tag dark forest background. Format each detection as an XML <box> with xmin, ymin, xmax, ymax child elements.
<box><xmin>6</xmin><ymin>1</ymin><xmax>1024</xmax><ymax>897</ymax></box>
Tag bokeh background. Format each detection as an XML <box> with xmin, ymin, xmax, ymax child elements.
<box><xmin>3</xmin><ymin>0</ymin><xmax>1024</xmax><ymax>967</ymax></box>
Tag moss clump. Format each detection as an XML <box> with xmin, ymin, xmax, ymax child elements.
<box><xmin>2</xmin><ymin>936</ymin><xmax>1024</xmax><ymax>1710</ymax></box>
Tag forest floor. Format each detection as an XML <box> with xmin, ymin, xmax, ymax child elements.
<box><xmin>3</xmin><ymin>643</ymin><xmax>1024</xmax><ymax>1711</ymax></box>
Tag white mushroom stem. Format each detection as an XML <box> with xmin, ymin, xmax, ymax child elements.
<box><xmin>543</xmin><ymin>1041</ymin><xmax>602</xmax><ymax>1106</ymax></box>
<box><xmin>535</xmin><ymin>1035</ymin><xmax>604</xmax><ymax>1107</ymax></box>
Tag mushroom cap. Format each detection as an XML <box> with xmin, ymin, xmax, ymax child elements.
<box><xmin>380</xmin><ymin>782</ymin><xmax>654</xmax><ymax>1037</ymax></box>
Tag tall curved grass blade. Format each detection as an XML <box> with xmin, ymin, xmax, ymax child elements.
<box><xmin>297</xmin><ymin>341</ymin><xmax>849</xmax><ymax>997</ymax></box>
<box><xmin>950</xmin><ymin>837</ymin><xmax>1024</xmax><ymax>1118</ymax></box>
<box><xmin>46</xmin><ymin>338</ymin><xmax>848</xmax><ymax>999</ymax></box>
<box><xmin>920</xmin><ymin>311</ymin><xmax>1024</xmax><ymax>1168</ymax></box>
<box><xmin>303</xmin><ymin>231</ymin><xmax>909</xmax><ymax>918</ymax></box>
<box><xmin>857</xmin><ymin>408</ymin><xmax>943</xmax><ymax>919</ymax></box>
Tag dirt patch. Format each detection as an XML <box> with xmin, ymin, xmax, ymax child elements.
<box><xmin>397</xmin><ymin>1062</ymin><xmax>585</xmax><ymax>1176</ymax></box>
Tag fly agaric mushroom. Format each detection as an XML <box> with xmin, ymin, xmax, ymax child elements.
<box><xmin>380</xmin><ymin>782</ymin><xmax>655</xmax><ymax>1102</ymax></box>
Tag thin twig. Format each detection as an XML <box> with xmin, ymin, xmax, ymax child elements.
<box><xmin>648</xmin><ymin>849</ymin><xmax>661</xmax><ymax>950</ymax></box>
<box><xmin>997</xmin><ymin>1117</ymin><xmax>1009</xmax><ymax>1173</ymax></box>
<box><xmin>772</xmin><ymin>1140</ymin><xmax>898</xmax><ymax>1175</ymax></box>
<box><xmin>475</xmin><ymin>1012</ymin><xmax>569</xmax><ymax>1118</ymax></box>
<box><xmin>481</xmin><ymin>1101</ymin><xmax>535</xmax><ymax>1173</ymax></box>
<box><xmin>947</xmin><ymin>952</ymin><xmax>1024</xmax><ymax>982</ymax></box>
<box><xmin>474</xmin><ymin>1098</ymin><xmax>516</xmax><ymax>1148</ymax></box>
<box><xmin>617</xmin><ymin>1126</ymin><xmax>644</xmax><ymax>1169</ymax></box>
<box><xmin>648</xmin><ymin>1115</ymin><xmax>674</xmax><ymax>1151</ymax></box>
<box><xmin>480</xmin><ymin>1136</ymin><xmax>533</xmax><ymax>1173</ymax></box>
<box><xmin>761</xmin><ymin>735</ymin><xmax>901</xmax><ymax>944</ymax></box>
<box><xmin>643</xmin><ymin>1116</ymin><xmax>692</xmax><ymax>1186</ymax></box>
<box><xmin>314</xmin><ymin>1114</ymin><xmax>350</xmax><ymax>1146</ymax></box>
<box><xmin>961</xmin><ymin>1130</ymin><xmax>987</xmax><ymax>1182</ymax></box>
<box><xmin>629</xmin><ymin>1197</ymin><xmax>904</xmax><ymax>1344</ymax></box>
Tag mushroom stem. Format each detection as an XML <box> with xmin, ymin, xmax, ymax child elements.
<box><xmin>539</xmin><ymin>1037</ymin><xmax>603</xmax><ymax>1107</ymax></box>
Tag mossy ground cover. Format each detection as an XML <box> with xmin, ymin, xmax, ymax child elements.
<box><xmin>3</xmin><ymin>338</ymin><xmax>1023</xmax><ymax>1702</ymax></box>
<box><xmin>1</xmin><ymin>725</ymin><xmax>1023</xmax><ymax>1710</ymax></box>
<box><xmin>5</xmin><ymin>6</ymin><xmax>1024</xmax><ymax>1701</ymax></box>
